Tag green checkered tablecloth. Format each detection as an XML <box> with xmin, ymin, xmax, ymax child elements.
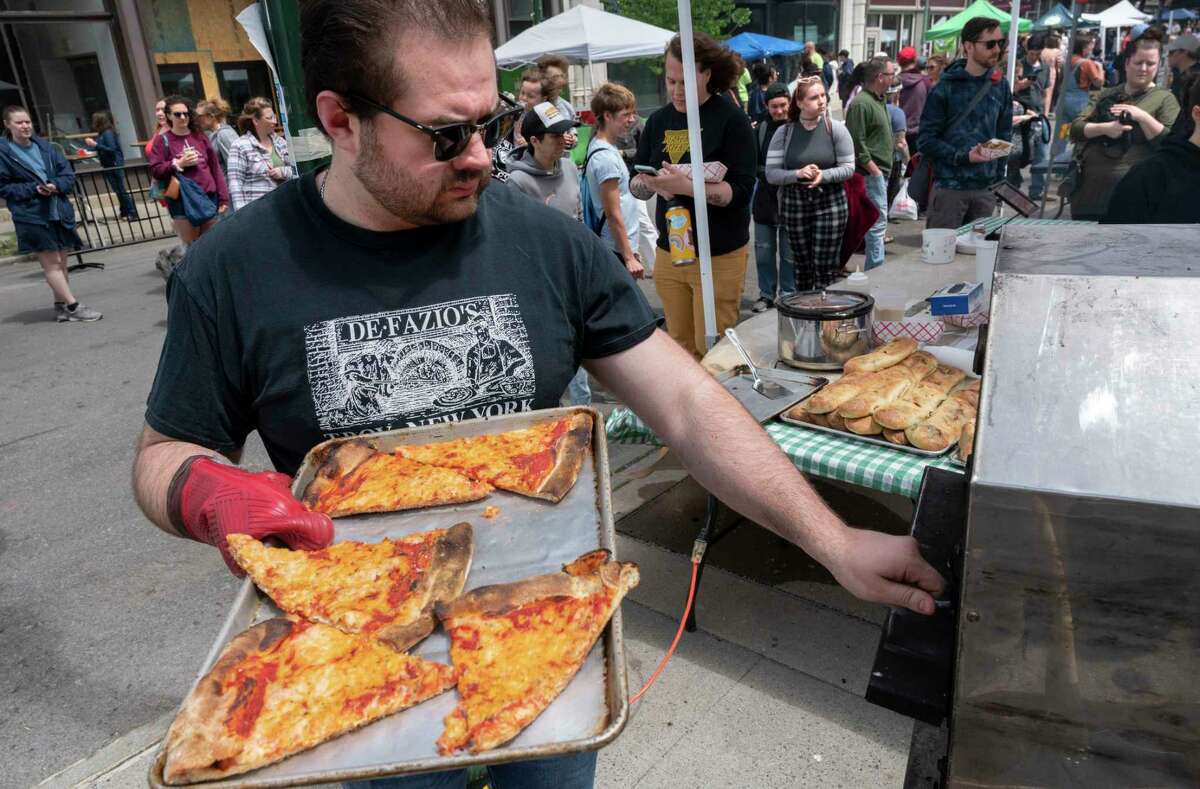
<box><xmin>605</xmin><ymin>408</ymin><xmax>962</xmax><ymax>499</ymax></box>
<box><xmin>955</xmin><ymin>216</ymin><xmax>1094</xmax><ymax>234</ymax></box>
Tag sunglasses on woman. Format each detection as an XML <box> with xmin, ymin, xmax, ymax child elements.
<box><xmin>171</xmin><ymin>111</ymin><xmax>190</xmax><ymax>118</ymax></box>
<box><xmin>972</xmin><ymin>37</ymin><xmax>1008</xmax><ymax>50</ymax></box>
<box><xmin>346</xmin><ymin>92</ymin><xmax>522</xmax><ymax>161</ymax></box>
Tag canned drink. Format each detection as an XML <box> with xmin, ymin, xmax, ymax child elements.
<box><xmin>666</xmin><ymin>203</ymin><xmax>697</xmax><ymax>265</ymax></box>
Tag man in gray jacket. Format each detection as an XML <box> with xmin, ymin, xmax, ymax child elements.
<box><xmin>504</xmin><ymin>102</ymin><xmax>582</xmax><ymax>219</ymax></box>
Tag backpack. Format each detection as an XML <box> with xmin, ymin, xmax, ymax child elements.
<box><xmin>579</xmin><ymin>145</ymin><xmax>609</xmax><ymax>235</ymax></box>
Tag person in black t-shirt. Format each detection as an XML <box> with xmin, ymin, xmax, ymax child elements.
<box><xmin>631</xmin><ymin>33</ymin><xmax>757</xmax><ymax>361</ymax></box>
<box><xmin>131</xmin><ymin>6</ymin><xmax>944</xmax><ymax>786</ymax></box>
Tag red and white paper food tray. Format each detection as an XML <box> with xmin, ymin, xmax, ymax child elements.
<box><xmin>874</xmin><ymin>319</ymin><xmax>945</xmax><ymax>345</ymax></box>
<box><xmin>942</xmin><ymin>310</ymin><xmax>989</xmax><ymax>329</ymax></box>
<box><xmin>666</xmin><ymin>161</ymin><xmax>728</xmax><ymax>183</ymax></box>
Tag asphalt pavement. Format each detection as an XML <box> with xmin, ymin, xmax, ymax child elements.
<box><xmin>2</xmin><ymin>235</ymin><xmax>918</xmax><ymax>788</ymax></box>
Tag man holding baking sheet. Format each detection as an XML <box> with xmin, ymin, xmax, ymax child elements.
<box><xmin>130</xmin><ymin>1</ymin><xmax>943</xmax><ymax>786</ymax></box>
<box><xmin>917</xmin><ymin>16</ymin><xmax>1013</xmax><ymax>230</ymax></box>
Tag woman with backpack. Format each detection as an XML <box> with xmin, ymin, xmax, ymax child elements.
<box><xmin>148</xmin><ymin>94</ymin><xmax>228</xmax><ymax>246</ymax></box>
<box><xmin>0</xmin><ymin>105</ymin><xmax>101</xmax><ymax>322</ymax></box>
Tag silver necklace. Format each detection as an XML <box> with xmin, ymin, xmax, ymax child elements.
<box><xmin>320</xmin><ymin>172</ymin><xmax>327</xmax><ymax>200</ymax></box>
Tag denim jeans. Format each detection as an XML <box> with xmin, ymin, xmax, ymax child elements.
<box><xmin>563</xmin><ymin>367</ymin><xmax>591</xmax><ymax>406</ymax></box>
<box><xmin>103</xmin><ymin>169</ymin><xmax>138</xmax><ymax>218</ymax></box>
<box><xmin>344</xmin><ymin>750</ymin><xmax>597</xmax><ymax>789</ymax></box>
<box><xmin>1007</xmin><ymin>131</ymin><xmax>1048</xmax><ymax>199</ymax></box>
<box><xmin>864</xmin><ymin>174</ymin><xmax>888</xmax><ymax>270</ymax></box>
<box><xmin>752</xmin><ymin>221</ymin><xmax>795</xmax><ymax>301</ymax></box>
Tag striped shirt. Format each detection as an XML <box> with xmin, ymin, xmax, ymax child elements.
<box><xmin>225</xmin><ymin>132</ymin><xmax>296</xmax><ymax>211</ymax></box>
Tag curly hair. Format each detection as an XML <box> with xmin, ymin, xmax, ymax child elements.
<box><xmin>163</xmin><ymin>95</ymin><xmax>199</xmax><ymax>134</ymax></box>
<box><xmin>666</xmin><ymin>32</ymin><xmax>742</xmax><ymax>95</ymax></box>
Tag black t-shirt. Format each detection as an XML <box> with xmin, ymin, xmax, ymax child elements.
<box><xmin>145</xmin><ymin>172</ymin><xmax>657</xmax><ymax>475</ymax></box>
<box><xmin>635</xmin><ymin>95</ymin><xmax>757</xmax><ymax>256</ymax></box>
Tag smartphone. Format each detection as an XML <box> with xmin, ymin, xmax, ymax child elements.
<box><xmin>633</xmin><ymin>165</ymin><xmax>658</xmax><ymax>175</ymax></box>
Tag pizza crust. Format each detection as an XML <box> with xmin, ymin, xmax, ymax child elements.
<box><xmin>300</xmin><ymin>438</ymin><xmax>377</xmax><ymax>510</ymax></box>
<box><xmin>530</xmin><ymin>412</ymin><xmax>593</xmax><ymax>503</ymax></box>
<box><xmin>375</xmin><ymin>521</ymin><xmax>475</xmax><ymax>652</ymax></box>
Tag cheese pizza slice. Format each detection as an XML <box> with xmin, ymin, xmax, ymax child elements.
<box><xmin>302</xmin><ymin>439</ymin><xmax>492</xmax><ymax>518</ymax></box>
<box><xmin>227</xmin><ymin>523</ymin><xmax>473</xmax><ymax>652</ymax></box>
<box><xmin>161</xmin><ymin>617</ymin><xmax>456</xmax><ymax>784</ymax></box>
<box><xmin>435</xmin><ymin>549</ymin><xmax>639</xmax><ymax>755</ymax></box>
<box><xmin>395</xmin><ymin>413</ymin><xmax>593</xmax><ymax>503</ymax></box>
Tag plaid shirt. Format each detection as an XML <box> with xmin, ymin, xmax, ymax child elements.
<box><xmin>225</xmin><ymin>132</ymin><xmax>296</xmax><ymax>211</ymax></box>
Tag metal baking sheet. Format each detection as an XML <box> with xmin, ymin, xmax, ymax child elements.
<box><xmin>718</xmin><ymin>365</ymin><xmax>827</xmax><ymax>424</ymax></box>
<box><xmin>150</xmin><ymin>406</ymin><xmax>626</xmax><ymax>787</ymax></box>
<box><xmin>776</xmin><ymin>411</ymin><xmax>956</xmax><ymax>457</ymax></box>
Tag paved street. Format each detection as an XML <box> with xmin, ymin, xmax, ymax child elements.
<box><xmin>1</xmin><ymin>236</ymin><xmax>917</xmax><ymax>788</ymax></box>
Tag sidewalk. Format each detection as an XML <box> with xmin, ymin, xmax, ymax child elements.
<box><xmin>39</xmin><ymin>444</ymin><xmax>913</xmax><ymax>788</ymax></box>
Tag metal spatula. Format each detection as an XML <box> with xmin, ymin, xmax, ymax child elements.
<box><xmin>724</xmin><ymin>328</ymin><xmax>789</xmax><ymax>399</ymax></box>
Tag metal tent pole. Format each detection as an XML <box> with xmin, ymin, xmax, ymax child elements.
<box><xmin>676</xmin><ymin>0</ymin><xmax>718</xmax><ymax>350</ymax></box>
<box><xmin>1007</xmin><ymin>0</ymin><xmax>1021</xmax><ymax>87</ymax></box>
<box><xmin>1037</xmin><ymin>0</ymin><xmax>1078</xmax><ymax>218</ymax></box>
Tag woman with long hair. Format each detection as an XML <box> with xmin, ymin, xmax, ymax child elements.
<box><xmin>765</xmin><ymin>77</ymin><xmax>855</xmax><ymax>291</ymax></box>
<box><xmin>84</xmin><ymin>110</ymin><xmax>138</xmax><ymax>221</ymax></box>
<box><xmin>195</xmin><ymin>97</ymin><xmax>240</xmax><ymax>172</ymax></box>
<box><xmin>1069</xmin><ymin>29</ymin><xmax>1180</xmax><ymax>219</ymax></box>
<box><xmin>144</xmin><ymin>98</ymin><xmax>168</xmax><ymax>159</ymax></box>
<box><xmin>630</xmin><ymin>33</ymin><xmax>757</xmax><ymax>360</ymax></box>
<box><xmin>225</xmin><ymin>97</ymin><xmax>295</xmax><ymax>211</ymax></box>
<box><xmin>0</xmin><ymin>105</ymin><xmax>100</xmax><ymax>321</ymax></box>
<box><xmin>147</xmin><ymin>94</ymin><xmax>228</xmax><ymax>244</ymax></box>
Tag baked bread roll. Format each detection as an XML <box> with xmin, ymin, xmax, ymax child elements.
<box><xmin>785</xmin><ymin>400</ymin><xmax>830</xmax><ymax>428</ymax></box>
<box><xmin>837</xmin><ymin>351</ymin><xmax>937</xmax><ymax>419</ymax></box>
<box><xmin>906</xmin><ymin>383</ymin><xmax>979</xmax><ymax>451</ymax></box>
<box><xmin>843</xmin><ymin>338</ymin><xmax>917</xmax><ymax>374</ymax></box>
<box><xmin>874</xmin><ymin>365</ymin><xmax>967</xmax><ymax>430</ymax></box>
<box><xmin>805</xmin><ymin>372</ymin><xmax>872</xmax><ymax>414</ymax></box>
<box><xmin>825</xmin><ymin>411</ymin><xmax>847</xmax><ymax>431</ymax></box>
<box><xmin>845</xmin><ymin>415</ymin><xmax>884</xmax><ymax>435</ymax></box>
<box><xmin>882</xmin><ymin>428</ymin><xmax>908</xmax><ymax>445</ymax></box>
<box><xmin>957</xmin><ymin>419</ymin><xmax>976</xmax><ymax>462</ymax></box>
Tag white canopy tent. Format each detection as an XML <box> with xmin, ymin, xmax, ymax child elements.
<box><xmin>494</xmin><ymin>5</ymin><xmax>674</xmax><ymax>68</ymax></box>
<box><xmin>1080</xmin><ymin>0</ymin><xmax>1152</xmax><ymax>56</ymax></box>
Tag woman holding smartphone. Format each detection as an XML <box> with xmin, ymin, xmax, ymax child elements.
<box><xmin>148</xmin><ymin>94</ymin><xmax>228</xmax><ymax>245</ymax></box>
<box><xmin>0</xmin><ymin>105</ymin><xmax>101</xmax><ymax>321</ymax></box>
<box><xmin>764</xmin><ymin>76</ymin><xmax>855</xmax><ymax>291</ymax></box>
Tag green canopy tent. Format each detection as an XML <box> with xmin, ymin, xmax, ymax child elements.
<box><xmin>926</xmin><ymin>0</ymin><xmax>1032</xmax><ymax>41</ymax></box>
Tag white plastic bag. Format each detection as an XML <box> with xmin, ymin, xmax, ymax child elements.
<box><xmin>889</xmin><ymin>179</ymin><xmax>918</xmax><ymax>221</ymax></box>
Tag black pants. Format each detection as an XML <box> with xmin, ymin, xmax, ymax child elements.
<box><xmin>103</xmin><ymin>169</ymin><xmax>138</xmax><ymax>218</ymax></box>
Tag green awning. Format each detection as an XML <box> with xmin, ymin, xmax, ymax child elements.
<box><xmin>927</xmin><ymin>0</ymin><xmax>1033</xmax><ymax>40</ymax></box>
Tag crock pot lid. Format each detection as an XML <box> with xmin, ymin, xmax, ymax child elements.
<box><xmin>781</xmin><ymin>290</ymin><xmax>868</xmax><ymax>311</ymax></box>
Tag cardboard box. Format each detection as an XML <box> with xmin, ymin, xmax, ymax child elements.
<box><xmin>928</xmin><ymin>282</ymin><xmax>983</xmax><ymax>316</ymax></box>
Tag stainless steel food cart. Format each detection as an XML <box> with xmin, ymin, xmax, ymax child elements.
<box><xmin>867</xmin><ymin>224</ymin><xmax>1200</xmax><ymax>786</ymax></box>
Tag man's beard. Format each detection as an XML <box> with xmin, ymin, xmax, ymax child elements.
<box><xmin>353</xmin><ymin>120</ymin><xmax>489</xmax><ymax>226</ymax></box>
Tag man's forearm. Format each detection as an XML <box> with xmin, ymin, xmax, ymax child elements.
<box><xmin>630</xmin><ymin>173</ymin><xmax>655</xmax><ymax>200</ymax></box>
<box><xmin>132</xmin><ymin>425</ymin><xmax>223</xmax><ymax>536</ymax></box>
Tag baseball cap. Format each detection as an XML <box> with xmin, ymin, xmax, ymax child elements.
<box><xmin>898</xmin><ymin>46</ymin><xmax>918</xmax><ymax>66</ymax></box>
<box><xmin>1167</xmin><ymin>33</ymin><xmax>1200</xmax><ymax>55</ymax></box>
<box><xmin>765</xmin><ymin>82</ymin><xmax>789</xmax><ymax>102</ymax></box>
<box><xmin>520</xmin><ymin>101</ymin><xmax>581</xmax><ymax>139</ymax></box>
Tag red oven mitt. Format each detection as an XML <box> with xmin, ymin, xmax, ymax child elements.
<box><xmin>167</xmin><ymin>456</ymin><xmax>334</xmax><ymax>575</ymax></box>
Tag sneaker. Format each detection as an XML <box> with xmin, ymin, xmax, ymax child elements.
<box><xmin>751</xmin><ymin>297</ymin><xmax>771</xmax><ymax>313</ymax></box>
<box><xmin>58</xmin><ymin>302</ymin><xmax>102</xmax><ymax>322</ymax></box>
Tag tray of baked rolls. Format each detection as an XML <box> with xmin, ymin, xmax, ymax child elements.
<box><xmin>780</xmin><ymin>338</ymin><xmax>980</xmax><ymax>457</ymax></box>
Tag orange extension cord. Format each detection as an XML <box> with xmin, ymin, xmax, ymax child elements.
<box><xmin>628</xmin><ymin>540</ymin><xmax>706</xmax><ymax>704</ymax></box>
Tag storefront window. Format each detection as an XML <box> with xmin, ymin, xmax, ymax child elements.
<box><xmin>773</xmin><ymin>1</ymin><xmax>840</xmax><ymax>57</ymax></box>
<box><xmin>158</xmin><ymin>63</ymin><xmax>203</xmax><ymax>100</ymax></box>
<box><xmin>216</xmin><ymin>60</ymin><xmax>273</xmax><ymax>114</ymax></box>
<box><xmin>868</xmin><ymin>12</ymin><xmax>916</xmax><ymax>59</ymax></box>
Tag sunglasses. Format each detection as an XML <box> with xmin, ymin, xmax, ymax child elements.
<box><xmin>347</xmin><ymin>93</ymin><xmax>522</xmax><ymax>161</ymax></box>
<box><xmin>171</xmin><ymin>111</ymin><xmax>190</xmax><ymax>118</ymax></box>
<box><xmin>971</xmin><ymin>37</ymin><xmax>1008</xmax><ymax>50</ymax></box>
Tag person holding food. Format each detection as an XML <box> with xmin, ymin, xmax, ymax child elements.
<box><xmin>1069</xmin><ymin>28</ymin><xmax>1180</xmax><ymax>220</ymax></box>
<box><xmin>629</xmin><ymin>32</ymin><xmax>757</xmax><ymax>361</ymax></box>
<box><xmin>916</xmin><ymin>16</ymin><xmax>1013</xmax><ymax>229</ymax></box>
<box><xmin>131</xmin><ymin>2</ymin><xmax>944</xmax><ymax>786</ymax></box>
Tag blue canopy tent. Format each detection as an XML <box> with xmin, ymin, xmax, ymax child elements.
<box><xmin>723</xmin><ymin>32</ymin><xmax>805</xmax><ymax>60</ymax></box>
<box><xmin>1033</xmin><ymin>3</ymin><xmax>1080</xmax><ymax>29</ymax></box>
<box><xmin>1158</xmin><ymin>8</ymin><xmax>1196</xmax><ymax>20</ymax></box>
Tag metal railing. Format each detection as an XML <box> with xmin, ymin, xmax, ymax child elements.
<box><xmin>66</xmin><ymin>162</ymin><xmax>176</xmax><ymax>269</ymax></box>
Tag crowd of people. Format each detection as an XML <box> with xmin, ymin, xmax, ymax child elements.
<box><xmin>0</xmin><ymin>93</ymin><xmax>298</xmax><ymax>323</ymax></box>
<box><xmin>485</xmin><ymin>19</ymin><xmax>1200</xmax><ymax>351</ymax></box>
